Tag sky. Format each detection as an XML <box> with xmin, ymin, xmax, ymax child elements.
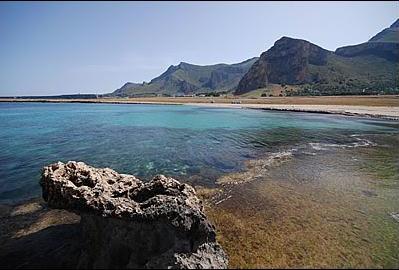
<box><xmin>0</xmin><ymin>1</ymin><xmax>397</xmax><ymax>96</ymax></box>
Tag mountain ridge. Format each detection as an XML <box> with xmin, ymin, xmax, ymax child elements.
<box><xmin>110</xmin><ymin>18</ymin><xmax>398</xmax><ymax>97</ymax></box>
<box><xmin>368</xmin><ymin>18</ymin><xmax>399</xmax><ymax>43</ymax></box>
<box><xmin>111</xmin><ymin>57</ymin><xmax>258</xmax><ymax>97</ymax></box>
<box><xmin>235</xmin><ymin>19</ymin><xmax>398</xmax><ymax>96</ymax></box>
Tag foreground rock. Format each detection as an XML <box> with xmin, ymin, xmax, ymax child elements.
<box><xmin>40</xmin><ymin>161</ymin><xmax>228</xmax><ymax>269</ymax></box>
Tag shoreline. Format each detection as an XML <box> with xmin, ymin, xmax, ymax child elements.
<box><xmin>1</xmin><ymin>96</ymin><xmax>399</xmax><ymax>120</ymax></box>
<box><xmin>187</xmin><ymin>103</ymin><xmax>399</xmax><ymax>121</ymax></box>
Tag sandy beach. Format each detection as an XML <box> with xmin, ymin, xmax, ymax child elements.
<box><xmin>1</xmin><ymin>95</ymin><xmax>399</xmax><ymax>120</ymax></box>
<box><xmin>188</xmin><ymin>103</ymin><xmax>399</xmax><ymax>120</ymax></box>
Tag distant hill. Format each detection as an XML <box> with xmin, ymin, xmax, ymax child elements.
<box><xmin>0</xmin><ymin>94</ymin><xmax>101</xmax><ymax>99</ymax></box>
<box><xmin>110</xmin><ymin>58</ymin><xmax>258</xmax><ymax>97</ymax></box>
<box><xmin>236</xmin><ymin>19</ymin><xmax>399</xmax><ymax>96</ymax></box>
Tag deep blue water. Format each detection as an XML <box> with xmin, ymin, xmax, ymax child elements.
<box><xmin>0</xmin><ymin>102</ymin><xmax>398</xmax><ymax>203</ymax></box>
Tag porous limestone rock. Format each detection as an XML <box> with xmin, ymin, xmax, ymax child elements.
<box><xmin>40</xmin><ymin>161</ymin><xmax>228</xmax><ymax>269</ymax></box>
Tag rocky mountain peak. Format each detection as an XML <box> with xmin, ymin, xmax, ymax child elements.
<box><xmin>274</xmin><ymin>36</ymin><xmax>298</xmax><ymax>44</ymax></box>
<box><xmin>236</xmin><ymin>37</ymin><xmax>330</xmax><ymax>94</ymax></box>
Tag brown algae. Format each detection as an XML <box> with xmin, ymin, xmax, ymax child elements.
<box><xmin>199</xmin><ymin>141</ymin><xmax>399</xmax><ymax>268</ymax></box>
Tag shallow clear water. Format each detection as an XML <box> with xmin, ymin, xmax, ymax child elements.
<box><xmin>0</xmin><ymin>102</ymin><xmax>398</xmax><ymax>203</ymax></box>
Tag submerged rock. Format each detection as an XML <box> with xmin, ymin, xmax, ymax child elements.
<box><xmin>40</xmin><ymin>161</ymin><xmax>228</xmax><ymax>269</ymax></box>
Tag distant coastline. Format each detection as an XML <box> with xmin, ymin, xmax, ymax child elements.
<box><xmin>1</xmin><ymin>95</ymin><xmax>399</xmax><ymax>120</ymax></box>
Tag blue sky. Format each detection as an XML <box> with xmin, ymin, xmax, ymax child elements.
<box><xmin>0</xmin><ymin>1</ymin><xmax>397</xmax><ymax>96</ymax></box>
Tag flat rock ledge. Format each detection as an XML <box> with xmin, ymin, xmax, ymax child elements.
<box><xmin>40</xmin><ymin>161</ymin><xmax>228</xmax><ymax>269</ymax></box>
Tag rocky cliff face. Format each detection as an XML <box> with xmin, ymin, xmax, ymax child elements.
<box><xmin>236</xmin><ymin>19</ymin><xmax>399</xmax><ymax>95</ymax></box>
<box><xmin>40</xmin><ymin>161</ymin><xmax>228</xmax><ymax>269</ymax></box>
<box><xmin>236</xmin><ymin>37</ymin><xmax>330</xmax><ymax>94</ymax></box>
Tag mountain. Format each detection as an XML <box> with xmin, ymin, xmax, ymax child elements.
<box><xmin>236</xmin><ymin>37</ymin><xmax>330</xmax><ymax>94</ymax></box>
<box><xmin>335</xmin><ymin>19</ymin><xmax>399</xmax><ymax>61</ymax></box>
<box><xmin>335</xmin><ymin>42</ymin><xmax>399</xmax><ymax>62</ymax></box>
<box><xmin>236</xmin><ymin>20</ymin><xmax>399</xmax><ymax>96</ymax></box>
<box><xmin>112</xmin><ymin>82</ymin><xmax>141</xmax><ymax>96</ymax></box>
<box><xmin>110</xmin><ymin>58</ymin><xmax>258</xmax><ymax>97</ymax></box>
<box><xmin>368</xmin><ymin>19</ymin><xmax>399</xmax><ymax>43</ymax></box>
<box><xmin>110</xmin><ymin>19</ymin><xmax>398</xmax><ymax>97</ymax></box>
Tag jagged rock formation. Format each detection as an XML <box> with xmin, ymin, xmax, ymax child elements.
<box><xmin>40</xmin><ymin>161</ymin><xmax>228</xmax><ymax>269</ymax></box>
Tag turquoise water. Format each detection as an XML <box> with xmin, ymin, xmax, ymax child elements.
<box><xmin>0</xmin><ymin>102</ymin><xmax>398</xmax><ymax>203</ymax></box>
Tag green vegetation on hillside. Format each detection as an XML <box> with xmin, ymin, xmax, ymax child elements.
<box><xmin>236</xmin><ymin>19</ymin><xmax>399</xmax><ymax>97</ymax></box>
<box><xmin>110</xmin><ymin>18</ymin><xmax>399</xmax><ymax>98</ymax></box>
<box><xmin>288</xmin><ymin>54</ymin><xmax>399</xmax><ymax>96</ymax></box>
<box><xmin>110</xmin><ymin>58</ymin><xmax>258</xmax><ymax>97</ymax></box>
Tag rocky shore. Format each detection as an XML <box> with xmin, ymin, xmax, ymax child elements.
<box><xmin>0</xmin><ymin>161</ymin><xmax>228</xmax><ymax>269</ymax></box>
